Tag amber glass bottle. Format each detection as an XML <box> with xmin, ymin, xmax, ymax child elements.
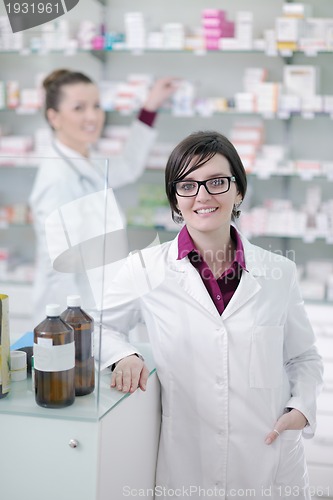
<box><xmin>34</xmin><ymin>304</ymin><xmax>75</xmax><ymax>408</ymax></box>
<box><xmin>60</xmin><ymin>296</ymin><xmax>95</xmax><ymax>396</ymax></box>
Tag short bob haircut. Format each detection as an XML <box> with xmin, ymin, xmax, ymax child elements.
<box><xmin>165</xmin><ymin>130</ymin><xmax>247</xmax><ymax>223</ymax></box>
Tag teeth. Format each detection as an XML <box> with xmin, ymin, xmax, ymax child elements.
<box><xmin>196</xmin><ymin>208</ymin><xmax>217</xmax><ymax>214</ymax></box>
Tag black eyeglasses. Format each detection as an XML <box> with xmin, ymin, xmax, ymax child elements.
<box><xmin>173</xmin><ymin>176</ymin><xmax>236</xmax><ymax>197</ymax></box>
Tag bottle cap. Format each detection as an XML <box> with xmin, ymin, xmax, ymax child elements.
<box><xmin>46</xmin><ymin>304</ymin><xmax>60</xmax><ymax>317</ymax></box>
<box><xmin>67</xmin><ymin>295</ymin><xmax>81</xmax><ymax>307</ymax></box>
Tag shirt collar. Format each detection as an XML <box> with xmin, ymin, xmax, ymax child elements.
<box><xmin>177</xmin><ymin>224</ymin><xmax>247</xmax><ymax>270</ymax></box>
<box><xmin>53</xmin><ymin>138</ymin><xmax>89</xmax><ymax>160</ymax></box>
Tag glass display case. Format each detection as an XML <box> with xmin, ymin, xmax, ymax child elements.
<box><xmin>0</xmin><ymin>156</ymin><xmax>160</xmax><ymax>500</ymax></box>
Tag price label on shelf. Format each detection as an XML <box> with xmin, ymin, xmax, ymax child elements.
<box><xmin>256</xmin><ymin>171</ymin><xmax>272</xmax><ymax>180</ymax></box>
<box><xmin>194</xmin><ymin>49</ymin><xmax>207</xmax><ymax>56</ymax></box>
<box><xmin>119</xmin><ymin>109</ymin><xmax>132</xmax><ymax>116</ymax></box>
<box><xmin>261</xmin><ymin>112</ymin><xmax>275</xmax><ymax>120</ymax></box>
<box><xmin>131</xmin><ymin>49</ymin><xmax>144</xmax><ymax>56</ymax></box>
<box><xmin>279</xmin><ymin>49</ymin><xmax>293</xmax><ymax>58</ymax></box>
<box><xmin>265</xmin><ymin>49</ymin><xmax>278</xmax><ymax>57</ymax></box>
<box><xmin>20</xmin><ymin>48</ymin><xmax>31</xmax><ymax>56</ymax></box>
<box><xmin>15</xmin><ymin>108</ymin><xmax>37</xmax><ymax>115</ymax></box>
<box><xmin>277</xmin><ymin>111</ymin><xmax>290</xmax><ymax>120</ymax></box>
<box><xmin>303</xmin><ymin>234</ymin><xmax>316</xmax><ymax>244</ymax></box>
<box><xmin>64</xmin><ymin>46</ymin><xmax>77</xmax><ymax>56</ymax></box>
<box><xmin>304</xmin><ymin>49</ymin><xmax>318</xmax><ymax>57</ymax></box>
<box><xmin>38</xmin><ymin>47</ymin><xmax>49</xmax><ymax>56</ymax></box>
<box><xmin>302</xmin><ymin>112</ymin><xmax>315</xmax><ymax>120</ymax></box>
<box><xmin>299</xmin><ymin>171</ymin><xmax>314</xmax><ymax>181</ymax></box>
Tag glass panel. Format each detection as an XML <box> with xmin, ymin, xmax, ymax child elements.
<box><xmin>0</xmin><ymin>155</ymin><xmax>156</xmax><ymax>421</ymax></box>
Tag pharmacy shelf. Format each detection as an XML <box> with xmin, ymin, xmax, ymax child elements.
<box><xmin>1</xmin><ymin>161</ymin><xmax>332</xmax><ymax>180</ymax></box>
<box><xmin>243</xmin><ymin>233</ymin><xmax>333</xmax><ymax>242</ymax></box>
<box><xmin>0</xmin><ymin>223</ymin><xmax>32</xmax><ymax>230</ymax></box>
<box><xmin>127</xmin><ymin>226</ymin><xmax>333</xmax><ymax>243</ymax></box>
<box><xmin>145</xmin><ymin>167</ymin><xmax>333</xmax><ymax>181</ymax></box>
<box><xmin>1</xmin><ymin>279</ymin><xmax>33</xmax><ymax>286</ymax></box>
<box><xmin>3</xmin><ymin>48</ymin><xmax>332</xmax><ymax>56</ymax></box>
<box><xmin>2</xmin><ymin>109</ymin><xmax>333</xmax><ymax>119</ymax></box>
<box><xmin>103</xmin><ymin>110</ymin><xmax>333</xmax><ymax>119</ymax></box>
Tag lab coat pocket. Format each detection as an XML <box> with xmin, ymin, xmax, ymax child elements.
<box><xmin>280</xmin><ymin>429</ymin><xmax>302</xmax><ymax>441</ymax></box>
<box><xmin>250</xmin><ymin>325</ymin><xmax>284</xmax><ymax>388</ymax></box>
<box><xmin>275</xmin><ymin>430</ymin><xmax>307</xmax><ymax>493</ymax></box>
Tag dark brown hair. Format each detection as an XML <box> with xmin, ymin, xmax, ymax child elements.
<box><xmin>165</xmin><ymin>131</ymin><xmax>247</xmax><ymax>223</ymax></box>
<box><xmin>43</xmin><ymin>69</ymin><xmax>93</xmax><ymax>119</ymax></box>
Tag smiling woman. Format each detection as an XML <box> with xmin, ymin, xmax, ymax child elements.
<box><xmin>28</xmin><ymin>68</ymin><xmax>178</xmax><ymax>323</ymax></box>
<box><xmin>98</xmin><ymin>130</ymin><xmax>323</xmax><ymax>500</ymax></box>
<box><xmin>43</xmin><ymin>71</ymin><xmax>105</xmax><ymax>157</ymax></box>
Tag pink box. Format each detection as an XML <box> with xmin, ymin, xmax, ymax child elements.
<box><xmin>202</xmin><ymin>18</ymin><xmax>225</xmax><ymax>28</ymax></box>
<box><xmin>203</xmin><ymin>28</ymin><xmax>222</xmax><ymax>38</ymax></box>
<box><xmin>205</xmin><ymin>38</ymin><xmax>220</xmax><ymax>50</ymax></box>
<box><xmin>202</xmin><ymin>9</ymin><xmax>226</xmax><ymax>20</ymax></box>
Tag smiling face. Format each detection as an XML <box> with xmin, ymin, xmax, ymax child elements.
<box><xmin>176</xmin><ymin>153</ymin><xmax>242</xmax><ymax>239</ymax></box>
<box><xmin>47</xmin><ymin>82</ymin><xmax>105</xmax><ymax>157</ymax></box>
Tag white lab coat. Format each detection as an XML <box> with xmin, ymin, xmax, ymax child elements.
<box><xmin>96</xmin><ymin>231</ymin><xmax>323</xmax><ymax>500</ymax></box>
<box><xmin>29</xmin><ymin>120</ymin><xmax>157</xmax><ymax>324</ymax></box>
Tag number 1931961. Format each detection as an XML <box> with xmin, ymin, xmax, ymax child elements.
<box><xmin>5</xmin><ymin>3</ymin><xmax>60</xmax><ymax>14</ymax></box>
<box><xmin>277</xmin><ymin>485</ymin><xmax>331</xmax><ymax>497</ymax></box>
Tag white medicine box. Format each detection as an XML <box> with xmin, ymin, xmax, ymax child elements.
<box><xmin>283</xmin><ymin>65</ymin><xmax>319</xmax><ymax>98</ymax></box>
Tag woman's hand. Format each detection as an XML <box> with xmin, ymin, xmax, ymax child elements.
<box><xmin>110</xmin><ymin>354</ymin><xmax>149</xmax><ymax>393</ymax></box>
<box><xmin>265</xmin><ymin>408</ymin><xmax>308</xmax><ymax>445</ymax></box>
<box><xmin>143</xmin><ymin>77</ymin><xmax>179</xmax><ymax>112</ymax></box>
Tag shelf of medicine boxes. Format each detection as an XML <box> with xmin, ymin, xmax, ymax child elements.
<box><xmin>0</xmin><ymin>165</ymin><xmax>36</xmax><ymax>283</ymax></box>
<box><xmin>0</xmin><ymin>48</ymin><xmax>108</xmax><ymax>63</ymax></box>
<box><xmin>2</xmin><ymin>109</ymin><xmax>333</xmax><ymax>119</ymax></box>
<box><xmin>128</xmin><ymin>168</ymin><xmax>333</xmax><ymax>240</ymax></box>
<box><xmin>105</xmin><ymin>109</ymin><xmax>333</xmax><ymax>120</ymax></box>
<box><xmin>128</xmin><ymin>221</ymin><xmax>333</xmax><ymax>245</ymax></box>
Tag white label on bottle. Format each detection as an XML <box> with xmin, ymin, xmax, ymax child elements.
<box><xmin>38</xmin><ymin>338</ymin><xmax>53</xmax><ymax>347</ymax></box>
<box><xmin>33</xmin><ymin>342</ymin><xmax>75</xmax><ymax>372</ymax></box>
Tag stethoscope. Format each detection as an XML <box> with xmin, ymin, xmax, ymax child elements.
<box><xmin>52</xmin><ymin>140</ymin><xmax>106</xmax><ymax>192</ymax></box>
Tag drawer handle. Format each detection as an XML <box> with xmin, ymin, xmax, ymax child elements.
<box><xmin>69</xmin><ymin>439</ymin><xmax>79</xmax><ymax>448</ymax></box>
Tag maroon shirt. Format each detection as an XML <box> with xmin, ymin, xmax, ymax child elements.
<box><xmin>177</xmin><ymin>225</ymin><xmax>247</xmax><ymax>315</ymax></box>
<box><xmin>137</xmin><ymin>108</ymin><xmax>157</xmax><ymax>127</ymax></box>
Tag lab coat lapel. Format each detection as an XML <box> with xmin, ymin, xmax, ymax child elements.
<box><xmin>222</xmin><ymin>235</ymin><xmax>266</xmax><ymax>320</ymax></box>
<box><xmin>221</xmin><ymin>267</ymin><xmax>262</xmax><ymax>320</ymax></box>
<box><xmin>166</xmin><ymin>233</ymin><xmax>266</xmax><ymax>322</ymax></box>
<box><xmin>167</xmin><ymin>237</ymin><xmax>220</xmax><ymax>320</ymax></box>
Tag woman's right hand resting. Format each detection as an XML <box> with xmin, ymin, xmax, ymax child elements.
<box><xmin>111</xmin><ymin>354</ymin><xmax>149</xmax><ymax>393</ymax></box>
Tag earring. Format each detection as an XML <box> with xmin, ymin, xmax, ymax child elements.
<box><xmin>233</xmin><ymin>201</ymin><xmax>242</xmax><ymax>219</ymax></box>
<box><xmin>175</xmin><ymin>208</ymin><xmax>184</xmax><ymax>223</ymax></box>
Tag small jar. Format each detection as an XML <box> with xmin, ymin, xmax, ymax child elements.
<box><xmin>10</xmin><ymin>350</ymin><xmax>27</xmax><ymax>381</ymax></box>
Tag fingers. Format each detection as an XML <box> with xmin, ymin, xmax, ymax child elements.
<box><xmin>145</xmin><ymin>77</ymin><xmax>180</xmax><ymax>110</ymax></box>
<box><xmin>138</xmin><ymin>364</ymin><xmax>150</xmax><ymax>392</ymax></box>
<box><xmin>110</xmin><ymin>356</ymin><xmax>148</xmax><ymax>394</ymax></box>
<box><xmin>264</xmin><ymin>408</ymin><xmax>308</xmax><ymax>445</ymax></box>
<box><xmin>265</xmin><ymin>428</ymin><xmax>281</xmax><ymax>445</ymax></box>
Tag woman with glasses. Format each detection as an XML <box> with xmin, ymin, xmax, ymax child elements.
<box><xmin>98</xmin><ymin>131</ymin><xmax>323</xmax><ymax>499</ymax></box>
